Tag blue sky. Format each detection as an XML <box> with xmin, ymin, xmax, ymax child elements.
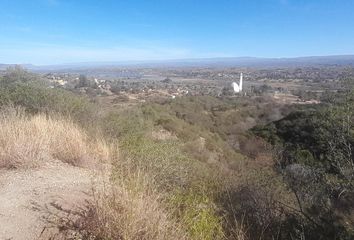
<box><xmin>1</xmin><ymin>0</ymin><xmax>353</xmax><ymax>65</ymax></box>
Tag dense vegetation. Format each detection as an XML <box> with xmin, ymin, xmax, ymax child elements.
<box><xmin>252</xmin><ymin>91</ymin><xmax>354</xmax><ymax>239</ymax></box>
<box><xmin>0</xmin><ymin>66</ymin><xmax>353</xmax><ymax>239</ymax></box>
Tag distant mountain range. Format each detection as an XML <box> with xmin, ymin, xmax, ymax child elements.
<box><xmin>2</xmin><ymin>55</ymin><xmax>354</xmax><ymax>71</ymax></box>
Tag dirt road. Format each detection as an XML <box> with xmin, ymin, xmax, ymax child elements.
<box><xmin>0</xmin><ymin>160</ymin><xmax>99</xmax><ymax>240</ymax></box>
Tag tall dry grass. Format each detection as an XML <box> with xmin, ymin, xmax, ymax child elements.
<box><xmin>0</xmin><ymin>107</ymin><xmax>109</xmax><ymax>169</ymax></box>
<box><xmin>56</xmin><ymin>165</ymin><xmax>188</xmax><ymax>240</ymax></box>
<box><xmin>84</xmin><ymin>172</ymin><xmax>188</xmax><ymax>240</ymax></box>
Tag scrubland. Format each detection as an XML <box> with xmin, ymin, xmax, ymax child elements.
<box><xmin>0</xmin><ymin>66</ymin><xmax>353</xmax><ymax>240</ymax></box>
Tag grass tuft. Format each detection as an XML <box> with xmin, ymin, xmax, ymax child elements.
<box><xmin>0</xmin><ymin>106</ymin><xmax>108</xmax><ymax>169</ymax></box>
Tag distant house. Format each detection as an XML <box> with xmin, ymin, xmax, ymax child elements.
<box><xmin>54</xmin><ymin>79</ymin><xmax>67</xmax><ymax>86</ymax></box>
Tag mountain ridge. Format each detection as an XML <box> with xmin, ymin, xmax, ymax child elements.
<box><xmin>1</xmin><ymin>55</ymin><xmax>354</xmax><ymax>71</ymax></box>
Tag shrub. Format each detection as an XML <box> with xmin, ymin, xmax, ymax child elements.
<box><xmin>102</xmin><ymin>108</ymin><xmax>152</xmax><ymax>139</ymax></box>
<box><xmin>0</xmin><ymin>81</ymin><xmax>96</xmax><ymax>124</ymax></box>
<box><xmin>170</xmin><ymin>191</ymin><xmax>224</xmax><ymax>240</ymax></box>
<box><xmin>1</xmin><ymin>65</ymin><xmax>38</xmax><ymax>84</ymax></box>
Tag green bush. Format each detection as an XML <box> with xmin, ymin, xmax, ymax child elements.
<box><xmin>0</xmin><ymin>81</ymin><xmax>95</xmax><ymax>124</ymax></box>
<box><xmin>170</xmin><ymin>191</ymin><xmax>224</xmax><ymax>240</ymax></box>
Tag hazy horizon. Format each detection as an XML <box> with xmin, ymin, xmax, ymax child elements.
<box><xmin>0</xmin><ymin>54</ymin><xmax>351</xmax><ymax>66</ymax></box>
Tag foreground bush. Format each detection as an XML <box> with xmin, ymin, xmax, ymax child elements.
<box><xmin>0</xmin><ymin>81</ymin><xmax>96</xmax><ymax>125</ymax></box>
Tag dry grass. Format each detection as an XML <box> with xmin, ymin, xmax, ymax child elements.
<box><xmin>57</xmin><ymin>168</ymin><xmax>188</xmax><ymax>240</ymax></box>
<box><xmin>0</xmin><ymin>107</ymin><xmax>109</xmax><ymax>169</ymax></box>
<box><xmin>89</xmin><ymin>174</ymin><xmax>187</xmax><ymax>240</ymax></box>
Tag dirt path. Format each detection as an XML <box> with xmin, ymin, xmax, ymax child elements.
<box><xmin>0</xmin><ymin>160</ymin><xmax>102</xmax><ymax>240</ymax></box>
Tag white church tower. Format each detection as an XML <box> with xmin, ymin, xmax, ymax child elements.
<box><xmin>232</xmin><ymin>73</ymin><xmax>243</xmax><ymax>93</ymax></box>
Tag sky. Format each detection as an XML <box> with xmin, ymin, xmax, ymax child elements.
<box><xmin>0</xmin><ymin>0</ymin><xmax>354</xmax><ymax>65</ymax></box>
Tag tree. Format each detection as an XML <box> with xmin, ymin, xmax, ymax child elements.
<box><xmin>77</xmin><ymin>74</ymin><xmax>89</xmax><ymax>88</ymax></box>
<box><xmin>2</xmin><ymin>65</ymin><xmax>36</xmax><ymax>84</ymax></box>
<box><xmin>253</xmin><ymin>87</ymin><xmax>354</xmax><ymax>239</ymax></box>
